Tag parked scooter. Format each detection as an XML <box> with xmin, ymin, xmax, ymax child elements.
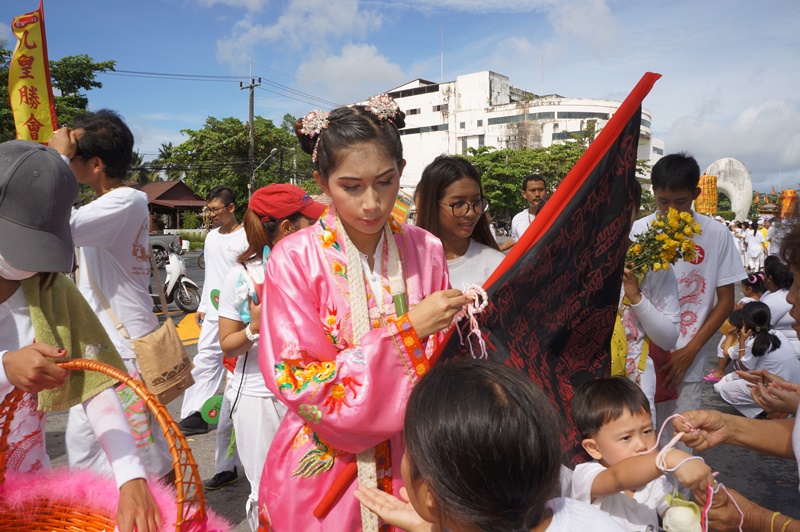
<box><xmin>152</xmin><ymin>243</ymin><xmax>201</xmax><ymax>313</ymax></box>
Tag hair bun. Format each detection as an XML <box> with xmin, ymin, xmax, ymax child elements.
<box><xmin>294</xmin><ymin>117</ymin><xmax>316</xmax><ymax>155</ymax></box>
<box><xmin>390</xmin><ymin>109</ymin><xmax>406</xmax><ymax>130</ymax></box>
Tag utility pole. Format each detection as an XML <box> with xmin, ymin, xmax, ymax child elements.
<box><xmin>240</xmin><ymin>63</ymin><xmax>262</xmax><ymax>199</ymax></box>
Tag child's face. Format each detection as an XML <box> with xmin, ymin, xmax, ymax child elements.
<box><xmin>316</xmin><ymin>143</ymin><xmax>403</xmax><ymax>249</ymax></box>
<box><xmin>652</xmin><ymin>187</ymin><xmax>700</xmax><ymax>215</ymax></box>
<box><xmin>400</xmin><ymin>450</ymin><xmax>439</xmax><ymax>525</ymax></box>
<box><xmin>583</xmin><ymin>409</ymin><xmax>656</xmax><ymax>467</ymax></box>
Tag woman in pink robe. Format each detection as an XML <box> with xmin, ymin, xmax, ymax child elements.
<box><xmin>257</xmin><ymin>98</ymin><xmax>465</xmax><ymax>531</ymax></box>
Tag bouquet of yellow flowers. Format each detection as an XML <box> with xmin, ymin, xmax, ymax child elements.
<box><xmin>626</xmin><ymin>208</ymin><xmax>702</xmax><ymax>276</ymax></box>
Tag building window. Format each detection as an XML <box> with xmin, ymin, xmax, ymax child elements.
<box><xmin>653</xmin><ymin>147</ymin><xmax>664</xmax><ymax>155</ymax></box>
<box><xmin>461</xmin><ymin>138</ymin><xmax>468</xmax><ymax>154</ymax></box>
<box><xmin>478</xmin><ymin>134</ymin><xmax>485</xmax><ymax>147</ymax></box>
<box><xmin>641</xmin><ymin>118</ymin><xmax>651</xmax><ymax>128</ymax></box>
<box><xmin>433</xmin><ymin>104</ymin><xmax>449</xmax><ymax>112</ymax></box>
<box><xmin>460</xmin><ymin>122</ymin><xmax>465</xmax><ymax>129</ymax></box>
<box><xmin>398</xmin><ymin>123</ymin><xmax>450</xmax><ymax>136</ymax></box>
<box><xmin>477</xmin><ymin>119</ymin><xmax>483</xmax><ymax>127</ymax></box>
<box><xmin>556</xmin><ymin>111</ymin><xmax>609</xmax><ymax>120</ymax></box>
<box><xmin>407</xmin><ymin>108</ymin><xmax>422</xmax><ymax>116</ymax></box>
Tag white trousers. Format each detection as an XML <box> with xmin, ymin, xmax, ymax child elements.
<box><xmin>229</xmin><ymin>391</ymin><xmax>288</xmax><ymax>531</ymax></box>
<box><xmin>655</xmin><ymin>381</ymin><xmax>703</xmax><ymax>453</ymax></box>
<box><xmin>180</xmin><ymin>318</ymin><xmax>226</xmax><ymax>418</ymax></box>
<box><xmin>215</xmin><ymin>378</ymin><xmax>240</xmax><ymax>474</ymax></box>
<box><xmin>717</xmin><ymin>376</ymin><xmax>763</xmax><ymax>418</ymax></box>
<box><xmin>747</xmin><ymin>253</ymin><xmax>764</xmax><ymax>272</ymax></box>
<box><xmin>66</xmin><ymin>359</ymin><xmax>173</xmax><ymax>478</ymax></box>
<box><xmin>627</xmin><ymin>356</ymin><xmax>657</xmax><ymax>425</ymax></box>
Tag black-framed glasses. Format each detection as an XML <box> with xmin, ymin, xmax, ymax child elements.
<box><xmin>438</xmin><ymin>198</ymin><xmax>489</xmax><ymax>218</ymax></box>
<box><xmin>204</xmin><ymin>204</ymin><xmax>231</xmax><ymax>216</ymax></box>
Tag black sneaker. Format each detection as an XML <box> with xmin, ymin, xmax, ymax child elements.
<box><xmin>204</xmin><ymin>467</ymin><xmax>238</xmax><ymax>490</ymax></box>
<box><xmin>178</xmin><ymin>411</ymin><xmax>209</xmax><ymax>436</ymax></box>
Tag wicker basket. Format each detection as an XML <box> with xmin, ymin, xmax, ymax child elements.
<box><xmin>0</xmin><ymin>359</ymin><xmax>207</xmax><ymax>531</ymax></box>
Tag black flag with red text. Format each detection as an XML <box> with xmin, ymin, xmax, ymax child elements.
<box><xmin>437</xmin><ymin>73</ymin><xmax>662</xmax><ymax>466</ymax></box>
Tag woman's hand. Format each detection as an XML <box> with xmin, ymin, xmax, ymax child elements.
<box><xmin>735</xmin><ymin>368</ymin><xmax>787</xmax><ymax>387</ymax></box>
<box><xmin>407</xmin><ymin>289</ymin><xmax>466</xmax><ymax>339</ymax></box>
<box><xmin>116</xmin><ymin>478</ymin><xmax>161</xmax><ymax>532</ymax></box>
<box><xmin>354</xmin><ymin>486</ymin><xmax>438</xmax><ymax>532</ymax></box>
<box><xmin>621</xmin><ymin>268</ymin><xmax>642</xmax><ymax>305</ymax></box>
<box><xmin>751</xmin><ymin>381</ymin><xmax>800</xmax><ymax>415</ymax></box>
<box><xmin>673</xmin><ymin>410</ymin><xmax>733</xmax><ymax>452</ymax></box>
<box><xmin>3</xmin><ymin>343</ymin><xmax>68</xmax><ymax>393</ymax></box>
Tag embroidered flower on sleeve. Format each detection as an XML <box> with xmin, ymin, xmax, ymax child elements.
<box><xmin>332</xmin><ymin>260</ymin><xmax>347</xmax><ymax>278</ymax></box>
<box><xmin>319</xmin><ymin>228</ymin><xmax>339</xmax><ymax>250</ymax></box>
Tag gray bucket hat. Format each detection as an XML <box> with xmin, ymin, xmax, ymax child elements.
<box><xmin>0</xmin><ymin>140</ymin><xmax>78</xmax><ymax>272</ymax></box>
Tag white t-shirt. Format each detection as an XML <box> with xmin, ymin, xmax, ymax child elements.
<box><xmin>71</xmin><ymin>187</ymin><xmax>158</xmax><ymax>360</ymax></box>
<box><xmin>740</xmin><ymin>330</ymin><xmax>800</xmax><ymax>382</ymax></box>
<box><xmin>0</xmin><ymin>285</ymin><xmax>144</xmax><ymax>486</ymax></box>
<box><xmin>632</xmin><ymin>211</ymin><xmax>747</xmax><ymax>382</ymax></box>
<box><xmin>198</xmin><ymin>226</ymin><xmax>248</xmax><ymax>320</ymax></box>
<box><xmin>511</xmin><ymin>208</ymin><xmax>534</xmax><ymax>243</ymax></box>
<box><xmin>760</xmin><ymin>290</ymin><xmax>800</xmax><ymax>357</ymax></box>
<box><xmin>571</xmin><ymin>461</ymin><xmax>671</xmax><ymax>532</ymax></box>
<box><xmin>546</xmin><ymin>497</ymin><xmax>626</xmax><ymax>531</ymax></box>
<box><xmin>218</xmin><ymin>263</ymin><xmax>272</xmax><ymax>398</ymax></box>
<box><xmin>744</xmin><ymin>230</ymin><xmax>765</xmax><ymax>258</ymax></box>
<box><xmin>447</xmin><ymin>239</ymin><xmax>505</xmax><ymax>289</ymax></box>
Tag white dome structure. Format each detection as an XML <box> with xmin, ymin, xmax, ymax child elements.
<box><xmin>704</xmin><ymin>158</ymin><xmax>752</xmax><ymax>221</ymax></box>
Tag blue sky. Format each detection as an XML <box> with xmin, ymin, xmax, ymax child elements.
<box><xmin>2</xmin><ymin>0</ymin><xmax>799</xmax><ymax>191</ymax></box>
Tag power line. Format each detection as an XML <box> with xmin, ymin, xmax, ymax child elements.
<box><xmin>102</xmin><ymin>68</ymin><xmax>342</xmax><ymax>109</ymax></box>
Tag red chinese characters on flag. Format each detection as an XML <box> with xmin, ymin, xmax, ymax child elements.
<box><xmin>9</xmin><ymin>1</ymin><xmax>57</xmax><ymax>143</ymax></box>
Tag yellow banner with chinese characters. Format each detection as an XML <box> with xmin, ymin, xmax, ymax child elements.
<box><xmin>9</xmin><ymin>1</ymin><xmax>58</xmax><ymax>143</ymax></box>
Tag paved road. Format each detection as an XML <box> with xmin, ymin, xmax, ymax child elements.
<box><xmin>44</xmin><ymin>254</ymin><xmax>798</xmax><ymax>529</ymax></box>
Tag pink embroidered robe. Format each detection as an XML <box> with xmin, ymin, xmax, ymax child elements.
<box><xmin>257</xmin><ymin>206</ymin><xmax>449</xmax><ymax>531</ymax></box>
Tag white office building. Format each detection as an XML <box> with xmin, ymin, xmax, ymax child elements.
<box><xmin>367</xmin><ymin>70</ymin><xmax>663</xmax><ymax>188</ymax></box>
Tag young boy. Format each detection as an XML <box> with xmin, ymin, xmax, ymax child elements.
<box><xmin>571</xmin><ymin>377</ymin><xmax>714</xmax><ymax>531</ymax></box>
<box><xmin>631</xmin><ymin>153</ymin><xmax>747</xmax><ymax>446</ymax></box>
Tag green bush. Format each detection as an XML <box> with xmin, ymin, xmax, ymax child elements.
<box><xmin>179</xmin><ymin>231</ymin><xmax>206</xmax><ymax>244</ymax></box>
<box><xmin>715</xmin><ymin>211</ymin><xmax>736</xmax><ymax>221</ymax></box>
<box><xmin>189</xmin><ymin>241</ymin><xmax>204</xmax><ymax>251</ymax></box>
<box><xmin>182</xmin><ymin>211</ymin><xmax>202</xmax><ymax>229</ymax></box>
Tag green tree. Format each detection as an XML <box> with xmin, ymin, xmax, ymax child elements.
<box><xmin>464</xmin><ymin>138</ymin><xmax>589</xmax><ymax>220</ymax></box>
<box><xmin>152</xmin><ymin>142</ymin><xmax>182</xmax><ymax>181</ymax></box>
<box><xmin>128</xmin><ymin>150</ymin><xmax>158</xmax><ymax>184</ymax></box>
<box><xmin>157</xmin><ymin>116</ymin><xmax>316</xmax><ymax>211</ymax></box>
<box><xmin>0</xmin><ymin>42</ymin><xmax>115</xmax><ymax>140</ymax></box>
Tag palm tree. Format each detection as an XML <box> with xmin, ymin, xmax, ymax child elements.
<box><xmin>128</xmin><ymin>150</ymin><xmax>158</xmax><ymax>184</ymax></box>
<box><xmin>153</xmin><ymin>142</ymin><xmax>183</xmax><ymax>181</ymax></box>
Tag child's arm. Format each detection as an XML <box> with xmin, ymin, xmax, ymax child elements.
<box><xmin>590</xmin><ymin>449</ymin><xmax>714</xmax><ymax>499</ymax></box>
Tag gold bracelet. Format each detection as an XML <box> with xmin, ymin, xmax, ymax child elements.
<box><xmin>773</xmin><ymin>512</ymin><xmax>783</xmax><ymax>532</ymax></box>
<box><xmin>782</xmin><ymin>517</ymin><xmax>794</xmax><ymax>532</ymax></box>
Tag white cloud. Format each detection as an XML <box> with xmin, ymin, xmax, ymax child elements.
<box><xmin>194</xmin><ymin>0</ymin><xmax>271</xmax><ymax>12</ymax></box>
<box><xmin>0</xmin><ymin>21</ymin><xmax>12</xmax><ymax>44</ymax></box>
<box><xmin>295</xmin><ymin>43</ymin><xmax>406</xmax><ymax>104</ymax></box>
<box><xmin>386</xmin><ymin>0</ymin><xmax>557</xmax><ymax>14</ymax></box>
<box><xmin>667</xmin><ymin>99</ymin><xmax>800</xmax><ymax>190</ymax></box>
<box><xmin>216</xmin><ymin>0</ymin><xmax>379</xmax><ymax>65</ymax></box>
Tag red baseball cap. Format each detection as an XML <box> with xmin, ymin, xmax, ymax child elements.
<box><xmin>249</xmin><ymin>183</ymin><xmax>326</xmax><ymax>222</ymax></box>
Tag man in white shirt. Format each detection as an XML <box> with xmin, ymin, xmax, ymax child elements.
<box><xmin>178</xmin><ymin>186</ymin><xmax>248</xmax><ymax>489</ymax></box>
<box><xmin>50</xmin><ymin>110</ymin><xmax>173</xmax><ymax>482</ymax></box>
<box><xmin>501</xmin><ymin>174</ymin><xmax>547</xmax><ymax>251</ymax></box>
<box><xmin>631</xmin><ymin>153</ymin><xmax>746</xmax><ymax>449</ymax></box>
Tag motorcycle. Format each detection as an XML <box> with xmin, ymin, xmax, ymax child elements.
<box><xmin>152</xmin><ymin>243</ymin><xmax>201</xmax><ymax>313</ymax></box>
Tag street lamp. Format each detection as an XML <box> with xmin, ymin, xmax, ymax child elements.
<box><xmin>249</xmin><ymin>147</ymin><xmax>278</xmax><ymax>199</ymax></box>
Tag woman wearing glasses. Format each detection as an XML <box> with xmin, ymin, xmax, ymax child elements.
<box><xmin>414</xmin><ymin>156</ymin><xmax>505</xmax><ymax>288</ymax></box>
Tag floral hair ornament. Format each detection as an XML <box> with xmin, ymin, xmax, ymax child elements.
<box><xmin>300</xmin><ymin>109</ymin><xmax>330</xmax><ymax>163</ymax></box>
<box><xmin>365</xmin><ymin>93</ymin><xmax>400</xmax><ymax>122</ymax></box>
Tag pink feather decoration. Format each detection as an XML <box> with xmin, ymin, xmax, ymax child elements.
<box><xmin>0</xmin><ymin>468</ymin><xmax>232</xmax><ymax>531</ymax></box>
